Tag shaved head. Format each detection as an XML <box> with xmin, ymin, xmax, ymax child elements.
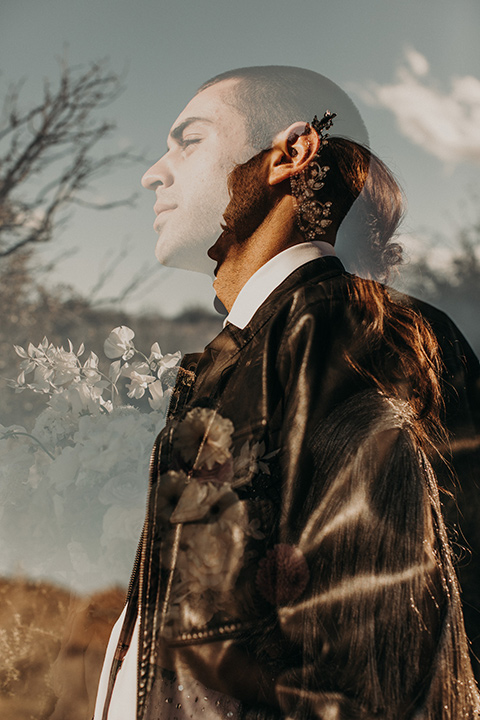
<box><xmin>198</xmin><ymin>65</ymin><xmax>369</xmax><ymax>151</ymax></box>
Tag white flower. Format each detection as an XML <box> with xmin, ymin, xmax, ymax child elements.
<box><xmin>176</xmin><ymin>408</ymin><xmax>234</xmax><ymax>470</ymax></box>
<box><xmin>157</xmin><ymin>470</ymin><xmax>188</xmax><ymax>522</ymax></box>
<box><xmin>155</xmin><ymin>351</ymin><xmax>181</xmax><ymax>380</ymax></box>
<box><xmin>170</xmin><ymin>480</ymin><xmax>238</xmax><ymax>524</ymax></box>
<box><xmin>46</xmin><ymin>345</ymin><xmax>80</xmax><ymax>385</ymax></box>
<box><xmin>30</xmin><ymin>363</ymin><xmax>53</xmax><ymax>393</ymax></box>
<box><xmin>109</xmin><ymin>359</ymin><xmax>122</xmax><ymax>384</ymax></box>
<box><xmin>193</xmin><ymin>456</ymin><xmax>234</xmax><ymax>485</ymax></box>
<box><xmin>45</xmin><ymin>391</ymin><xmax>75</xmax><ymax>420</ymax></box>
<box><xmin>125</xmin><ymin>370</ymin><xmax>156</xmax><ymax>400</ymax></box>
<box><xmin>104</xmin><ymin>326</ymin><xmax>136</xmax><ymax>360</ymax></box>
<box><xmin>82</xmin><ymin>351</ymin><xmax>102</xmax><ymax>385</ymax></box>
<box><xmin>10</xmin><ymin>338</ymin><xmax>94</xmax><ymax>394</ymax></box>
<box><xmin>176</xmin><ymin>502</ymin><xmax>247</xmax><ymax>592</ymax></box>
<box><xmin>149</xmin><ymin>342</ymin><xmax>162</xmax><ymax>361</ymax></box>
<box><xmin>233</xmin><ymin>441</ymin><xmax>277</xmax><ymax>486</ymax></box>
<box><xmin>49</xmin><ymin>381</ymin><xmax>107</xmax><ymax>416</ymax></box>
<box><xmin>148</xmin><ymin>379</ymin><xmax>165</xmax><ymax>411</ymax></box>
<box><xmin>148</xmin><ymin>343</ymin><xmax>181</xmax><ymax>377</ymax></box>
<box><xmin>31</xmin><ymin>407</ymin><xmax>75</xmax><ymax>446</ymax></box>
<box><xmin>124</xmin><ymin>360</ymin><xmax>150</xmax><ymax>375</ymax></box>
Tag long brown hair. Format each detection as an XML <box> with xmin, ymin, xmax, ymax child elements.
<box><xmin>311</xmin><ymin>138</ymin><xmax>443</xmax><ymax>441</ymax></box>
<box><xmin>318</xmin><ymin>137</ymin><xmax>405</xmax><ymax>283</ymax></box>
<box><xmin>342</xmin><ymin>276</ymin><xmax>445</xmax><ymax>449</ymax></box>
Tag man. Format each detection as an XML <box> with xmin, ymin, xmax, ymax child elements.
<box><xmin>94</xmin><ymin>67</ymin><xmax>480</xmax><ymax>719</ymax></box>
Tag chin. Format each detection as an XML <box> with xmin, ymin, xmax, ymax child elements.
<box><xmin>154</xmin><ymin>237</ymin><xmax>216</xmax><ymax>277</ymax></box>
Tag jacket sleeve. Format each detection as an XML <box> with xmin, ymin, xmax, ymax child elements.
<box><xmin>270</xmin><ymin>305</ymin><xmax>478</xmax><ymax>719</ymax></box>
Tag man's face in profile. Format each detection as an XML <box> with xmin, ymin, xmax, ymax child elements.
<box><xmin>141</xmin><ymin>79</ymin><xmax>255</xmax><ymax>275</ymax></box>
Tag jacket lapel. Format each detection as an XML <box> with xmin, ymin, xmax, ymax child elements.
<box><xmin>192</xmin><ymin>256</ymin><xmax>346</xmax><ymax>394</ymax></box>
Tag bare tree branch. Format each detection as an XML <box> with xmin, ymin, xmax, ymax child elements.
<box><xmin>89</xmin><ymin>243</ymin><xmax>131</xmax><ymax>300</ymax></box>
<box><xmin>87</xmin><ymin>235</ymin><xmax>170</xmax><ymax>308</ymax></box>
<box><xmin>0</xmin><ymin>58</ymin><xmax>140</xmax><ymax>257</ymax></box>
<box><xmin>93</xmin><ymin>261</ymin><xmax>163</xmax><ymax>306</ymax></box>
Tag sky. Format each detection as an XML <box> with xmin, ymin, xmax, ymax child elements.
<box><xmin>1</xmin><ymin>0</ymin><xmax>479</xmax><ymax>317</ymax></box>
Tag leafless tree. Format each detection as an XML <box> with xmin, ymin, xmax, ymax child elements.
<box><xmin>0</xmin><ymin>58</ymin><xmax>139</xmax><ymax>258</ymax></box>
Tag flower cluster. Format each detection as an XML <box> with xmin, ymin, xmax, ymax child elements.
<box><xmin>175</xmin><ymin>407</ymin><xmax>234</xmax><ymax>473</ymax></box>
<box><xmin>12</xmin><ymin>338</ymin><xmax>110</xmax><ymax>415</ymax></box>
<box><xmin>157</xmin><ymin>407</ymin><xmax>273</xmax><ymax>629</ymax></box>
<box><xmin>104</xmin><ymin>326</ymin><xmax>181</xmax><ymax>411</ymax></box>
<box><xmin>10</xmin><ymin>326</ymin><xmax>181</xmax><ymax>417</ymax></box>
<box><xmin>1</xmin><ymin>329</ymin><xmax>276</xmax><ymax>603</ymax></box>
<box><xmin>0</xmin><ymin>328</ymin><xmax>181</xmax><ymax>592</ymax></box>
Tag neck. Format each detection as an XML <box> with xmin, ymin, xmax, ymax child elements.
<box><xmin>212</xmin><ymin>198</ymin><xmax>335</xmax><ymax>311</ymax></box>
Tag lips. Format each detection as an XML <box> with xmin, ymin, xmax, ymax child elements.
<box><xmin>153</xmin><ymin>203</ymin><xmax>177</xmax><ymax>231</ymax></box>
<box><xmin>153</xmin><ymin>203</ymin><xmax>177</xmax><ymax>215</ymax></box>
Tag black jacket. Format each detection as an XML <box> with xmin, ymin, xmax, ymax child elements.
<box><xmin>103</xmin><ymin>257</ymin><xmax>480</xmax><ymax>720</ymax></box>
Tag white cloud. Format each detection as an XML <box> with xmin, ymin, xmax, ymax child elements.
<box><xmin>405</xmin><ymin>48</ymin><xmax>429</xmax><ymax>77</ymax></box>
<box><xmin>359</xmin><ymin>49</ymin><xmax>480</xmax><ymax>165</ymax></box>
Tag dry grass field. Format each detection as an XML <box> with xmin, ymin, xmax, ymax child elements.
<box><xmin>0</xmin><ymin>577</ymin><xmax>125</xmax><ymax>720</ymax></box>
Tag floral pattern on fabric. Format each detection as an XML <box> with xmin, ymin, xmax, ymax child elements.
<box><xmin>156</xmin><ymin>408</ymin><xmax>277</xmax><ymax>633</ymax></box>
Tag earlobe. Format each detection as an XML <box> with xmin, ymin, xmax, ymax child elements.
<box><xmin>268</xmin><ymin>122</ymin><xmax>320</xmax><ymax>186</ymax></box>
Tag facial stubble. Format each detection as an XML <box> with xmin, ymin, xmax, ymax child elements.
<box><xmin>221</xmin><ymin>149</ymin><xmax>279</xmax><ymax>246</ymax></box>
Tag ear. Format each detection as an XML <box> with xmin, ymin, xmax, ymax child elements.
<box><xmin>268</xmin><ymin>122</ymin><xmax>320</xmax><ymax>186</ymax></box>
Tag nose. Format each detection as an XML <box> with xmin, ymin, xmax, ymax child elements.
<box><xmin>141</xmin><ymin>154</ymin><xmax>173</xmax><ymax>190</ymax></box>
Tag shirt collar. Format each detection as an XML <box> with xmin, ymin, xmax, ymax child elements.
<box><xmin>224</xmin><ymin>241</ymin><xmax>336</xmax><ymax>330</ymax></box>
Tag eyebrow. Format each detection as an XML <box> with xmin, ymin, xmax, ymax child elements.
<box><xmin>168</xmin><ymin>116</ymin><xmax>213</xmax><ymax>144</ymax></box>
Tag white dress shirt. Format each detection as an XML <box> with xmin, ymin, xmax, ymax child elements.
<box><xmin>93</xmin><ymin>240</ymin><xmax>336</xmax><ymax>719</ymax></box>
<box><xmin>225</xmin><ymin>240</ymin><xmax>335</xmax><ymax>329</ymax></box>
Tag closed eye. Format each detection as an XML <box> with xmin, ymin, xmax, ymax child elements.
<box><xmin>180</xmin><ymin>137</ymin><xmax>202</xmax><ymax>150</ymax></box>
